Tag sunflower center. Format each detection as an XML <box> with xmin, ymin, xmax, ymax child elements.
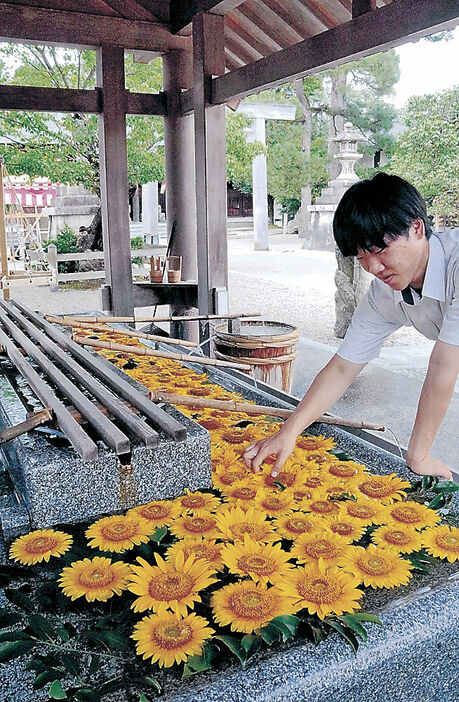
<box><xmin>285</xmin><ymin>518</ymin><xmax>313</xmax><ymax>533</ymax></box>
<box><xmin>261</xmin><ymin>496</ymin><xmax>284</xmax><ymax>510</ymax></box>
<box><xmin>187</xmin><ymin>544</ymin><xmax>218</xmax><ymax>561</ymax></box>
<box><xmin>141</xmin><ymin>504</ymin><xmax>169</xmax><ymax>519</ymax></box>
<box><xmin>79</xmin><ymin>567</ymin><xmax>115</xmax><ymax>588</ymax></box>
<box><xmin>359</xmin><ymin>480</ymin><xmax>394</xmax><ymax>498</ymax></box>
<box><xmin>436</xmin><ymin>534</ymin><xmax>459</xmax><ymax>551</ymax></box>
<box><xmin>182</xmin><ymin>495</ymin><xmax>206</xmax><ymax>509</ymax></box>
<box><xmin>232</xmin><ymin>487</ymin><xmax>257</xmax><ymax>500</ymax></box>
<box><xmin>101</xmin><ymin>522</ymin><xmax>137</xmax><ymax>540</ymax></box>
<box><xmin>297</xmin><ymin>439</ymin><xmax>321</xmax><ymax>450</ymax></box>
<box><xmin>152</xmin><ymin>622</ymin><xmax>194</xmax><ymax>650</ymax></box>
<box><xmin>306</xmin><ymin>539</ymin><xmax>340</xmax><ymax>559</ymax></box>
<box><xmin>303</xmin><ymin>477</ymin><xmax>322</xmax><ymax>488</ymax></box>
<box><xmin>149</xmin><ymin>572</ymin><xmax>194</xmax><ymax>601</ymax></box>
<box><xmin>238</xmin><ymin>554</ymin><xmax>273</xmax><ymax>574</ymax></box>
<box><xmin>229</xmin><ymin>589</ymin><xmax>274</xmax><ymax>618</ymax></box>
<box><xmin>358</xmin><ymin>555</ymin><xmax>392</xmax><ymax>575</ymax></box>
<box><xmin>25</xmin><ymin>536</ymin><xmax>58</xmax><ymax>554</ymax></box>
<box><xmin>219</xmin><ymin>471</ymin><xmax>245</xmax><ymax>485</ymax></box>
<box><xmin>385</xmin><ymin>530</ymin><xmax>410</xmax><ymax>545</ymax></box>
<box><xmin>293</xmin><ymin>491</ymin><xmax>310</xmax><ymax>501</ymax></box>
<box><xmin>184</xmin><ymin>517</ymin><xmax>216</xmax><ymax>533</ymax></box>
<box><xmin>310</xmin><ymin>500</ymin><xmax>335</xmax><ymax>514</ymax></box>
<box><xmin>347</xmin><ymin>504</ymin><xmax>374</xmax><ymax>519</ymax></box>
<box><xmin>230</xmin><ymin>523</ymin><xmax>267</xmax><ymax>540</ymax></box>
<box><xmin>331</xmin><ymin>523</ymin><xmax>353</xmax><ymax>536</ymax></box>
<box><xmin>200</xmin><ymin>418</ymin><xmax>221</xmax><ymax>430</ymax></box>
<box><xmin>189</xmin><ymin>387</ymin><xmax>212</xmax><ymax>396</ymax></box>
<box><xmin>297</xmin><ymin>576</ymin><xmax>342</xmax><ymax>604</ymax></box>
<box><xmin>222</xmin><ymin>430</ymin><xmax>250</xmax><ymax>444</ymax></box>
<box><xmin>329</xmin><ymin>464</ymin><xmax>356</xmax><ymax>478</ymax></box>
<box><xmin>390</xmin><ymin>505</ymin><xmax>420</xmax><ymax>523</ymax></box>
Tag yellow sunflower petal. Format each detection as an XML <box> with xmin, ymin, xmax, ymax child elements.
<box><xmin>9</xmin><ymin>529</ymin><xmax>72</xmax><ymax>565</ymax></box>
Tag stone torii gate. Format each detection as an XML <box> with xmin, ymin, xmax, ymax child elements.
<box><xmin>238</xmin><ymin>102</ymin><xmax>296</xmax><ymax>251</ymax></box>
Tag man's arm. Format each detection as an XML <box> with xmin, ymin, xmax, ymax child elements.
<box><xmin>244</xmin><ymin>354</ymin><xmax>365</xmax><ymax>475</ymax></box>
<box><xmin>407</xmin><ymin>340</ymin><xmax>459</xmax><ymax>480</ymax></box>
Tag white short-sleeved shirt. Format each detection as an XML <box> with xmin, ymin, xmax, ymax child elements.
<box><xmin>337</xmin><ymin>228</ymin><xmax>459</xmax><ymax>365</ymax></box>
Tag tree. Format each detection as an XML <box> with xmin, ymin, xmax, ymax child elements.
<box><xmin>388</xmin><ymin>88</ymin><xmax>459</xmax><ymax>221</ymax></box>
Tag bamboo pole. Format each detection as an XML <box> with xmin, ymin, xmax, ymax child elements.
<box><xmin>63</xmin><ymin>312</ymin><xmax>261</xmax><ymax>324</ymax></box>
<box><xmin>0</xmin><ymin>159</ymin><xmax>10</xmax><ymax>300</ymax></box>
<box><xmin>0</xmin><ymin>407</ymin><xmax>53</xmax><ymax>445</ymax></box>
<box><xmin>149</xmin><ymin>391</ymin><xmax>386</xmax><ymax>432</ymax></box>
<box><xmin>74</xmin><ymin>335</ymin><xmax>252</xmax><ymax>372</ymax></box>
<box><xmin>45</xmin><ymin>315</ymin><xmax>198</xmax><ymax>347</ymax></box>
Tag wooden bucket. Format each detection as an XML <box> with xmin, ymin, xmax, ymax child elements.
<box><xmin>214</xmin><ymin>320</ymin><xmax>299</xmax><ymax>392</ymax></box>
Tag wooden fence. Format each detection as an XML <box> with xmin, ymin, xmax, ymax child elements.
<box><xmin>46</xmin><ymin>243</ymin><xmax>166</xmax><ymax>286</ymax></box>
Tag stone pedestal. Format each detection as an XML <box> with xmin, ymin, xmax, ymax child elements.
<box><xmin>45</xmin><ymin>185</ymin><xmax>99</xmax><ymax>238</ymax></box>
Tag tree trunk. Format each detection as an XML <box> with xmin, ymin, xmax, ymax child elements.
<box><xmin>88</xmin><ymin>207</ymin><xmax>103</xmax><ymax>251</ymax></box>
<box><xmin>328</xmin><ymin>71</ymin><xmax>346</xmax><ymax>180</ymax></box>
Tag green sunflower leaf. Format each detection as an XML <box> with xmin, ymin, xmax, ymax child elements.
<box><xmin>0</xmin><ymin>638</ymin><xmax>34</xmax><ymax>662</ymax></box>
<box><xmin>96</xmin><ymin>677</ymin><xmax>124</xmax><ymax>696</ymax></box>
<box><xmin>182</xmin><ymin>652</ymin><xmax>214</xmax><ymax>677</ymax></box>
<box><xmin>48</xmin><ymin>679</ymin><xmax>67</xmax><ymax>699</ymax></box>
<box><xmin>431</xmin><ymin>481</ymin><xmax>459</xmax><ymax>494</ymax></box>
<box><xmin>346</xmin><ymin>613</ymin><xmax>382</xmax><ymax>625</ymax></box>
<box><xmin>143</xmin><ymin>676</ymin><xmax>162</xmax><ymax>692</ymax></box>
<box><xmin>214</xmin><ymin>634</ymin><xmax>246</xmax><ymax>664</ymax></box>
<box><xmin>3</xmin><ymin>588</ymin><xmax>35</xmax><ymax>613</ymax></box>
<box><xmin>150</xmin><ymin>526</ymin><xmax>168</xmax><ymax>544</ymax></box>
<box><xmin>337</xmin><ymin>616</ymin><xmax>368</xmax><ymax>642</ymax></box>
<box><xmin>326</xmin><ymin>619</ymin><xmax>360</xmax><ymax>655</ymax></box>
<box><xmin>28</xmin><ymin>614</ymin><xmax>58</xmax><ymax>641</ymax></box>
<box><xmin>60</xmin><ymin>652</ymin><xmax>81</xmax><ymax>678</ymax></box>
<box><xmin>270</xmin><ymin>615</ymin><xmax>300</xmax><ymax>639</ymax></box>
<box><xmin>428</xmin><ymin>494</ymin><xmax>447</xmax><ymax>510</ymax></box>
<box><xmin>73</xmin><ymin>688</ymin><xmax>100</xmax><ymax>702</ymax></box>
<box><xmin>241</xmin><ymin>634</ymin><xmax>262</xmax><ymax>658</ymax></box>
<box><xmin>139</xmin><ymin>695</ymin><xmax>150</xmax><ymax>702</ymax></box>
<box><xmin>0</xmin><ymin>629</ymin><xmax>31</xmax><ymax>642</ymax></box>
<box><xmin>33</xmin><ymin>670</ymin><xmax>65</xmax><ymax>691</ymax></box>
<box><xmin>302</xmin><ymin>619</ymin><xmax>328</xmax><ymax>645</ymax></box>
<box><xmin>0</xmin><ymin>607</ymin><xmax>22</xmax><ymax>629</ymax></box>
<box><xmin>88</xmin><ymin>655</ymin><xmax>101</xmax><ymax>676</ymax></box>
<box><xmin>87</xmin><ymin>629</ymin><xmax>128</xmax><ymax>651</ymax></box>
<box><xmin>421</xmin><ymin>476</ymin><xmax>438</xmax><ymax>491</ymax></box>
<box><xmin>258</xmin><ymin>623</ymin><xmax>282</xmax><ymax>645</ymax></box>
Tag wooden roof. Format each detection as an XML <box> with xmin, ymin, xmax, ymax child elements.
<box><xmin>0</xmin><ymin>0</ymin><xmax>458</xmax><ymax>99</ymax></box>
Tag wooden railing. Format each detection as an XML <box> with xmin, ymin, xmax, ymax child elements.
<box><xmin>46</xmin><ymin>243</ymin><xmax>166</xmax><ymax>286</ymax></box>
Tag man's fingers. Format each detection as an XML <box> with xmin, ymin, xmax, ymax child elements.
<box><xmin>251</xmin><ymin>444</ymin><xmax>272</xmax><ymax>473</ymax></box>
<box><xmin>271</xmin><ymin>452</ymin><xmax>288</xmax><ymax>477</ymax></box>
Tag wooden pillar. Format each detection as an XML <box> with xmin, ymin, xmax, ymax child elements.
<box><xmin>96</xmin><ymin>46</ymin><xmax>134</xmax><ymax>317</ymax></box>
<box><xmin>193</xmin><ymin>12</ymin><xmax>228</xmax><ymax>340</ymax></box>
<box><xmin>163</xmin><ymin>49</ymin><xmax>198</xmax><ymax>340</ymax></box>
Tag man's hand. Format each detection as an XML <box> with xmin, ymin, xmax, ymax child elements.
<box><xmin>243</xmin><ymin>430</ymin><xmax>297</xmax><ymax>477</ymax></box>
<box><xmin>406</xmin><ymin>455</ymin><xmax>453</xmax><ymax>481</ymax></box>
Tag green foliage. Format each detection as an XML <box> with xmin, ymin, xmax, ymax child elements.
<box><xmin>226</xmin><ymin>111</ymin><xmax>264</xmax><ymax>191</ymax></box>
<box><xmin>388</xmin><ymin>88</ymin><xmax>459</xmax><ymax>218</ymax></box>
<box><xmin>44</xmin><ymin>225</ymin><xmax>78</xmax><ymax>273</ymax></box>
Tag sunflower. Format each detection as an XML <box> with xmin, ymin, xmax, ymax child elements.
<box><xmin>212</xmin><ymin>465</ymin><xmax>249</xmax><ymax>491</ymax></box>
<box><xmin>322</xmin><ymin>481</ymin><xmax>360</xmax><ymax>500</ymax></box>
<box><xmin>322</xmin><ymin>460</ymin><xmax>367</xmax><ymax>481</ymax></box>
<box><xmin>288</xmin><ymin>487</ymin><xmax>319</xmax><ymax>504</ymax></box>
<box><xmin>355</xmin><ymin>473</ymin><xmax>411</xmax><ymax>504</ymax></box>
<box><xmin>211</xmin><ymin>580</ymin><xmax>293</xmax><ymax>633</ymax></box>
<box><xmin>198</xmin><ymin>414</ymin><xmax>228</xmax><ymax>431</ymax></box>
<box><xmin>298</xmin><ymin>473</ymin><xmax>324</xmax><ymax>491</ymax></box>
<box><xmin>128</xmin><ymin>552</ymin><xmax>217</xmax><ymax>615</ymax></box>
<box><xmin>169</xmin><ymin>510</ymin><xmax>221</xmax><ymax>540</ymax></box>
<box><xmin>421</xmin><ymin>525</ymin><xmax>459</xmax><ymax>563</ymax></box>
<box><xmin>132</xmin><ymin>611</ymin><xmax>215</xmax><ymax>668</ymax></box>
<box><xmin>221</xmin><ymin>535</ymin><xmax>293</xmax><ymax>585</ymax></box>
<box><xmin>291</xmin><ymin>531</ymin><xmax>352</xmax><ymax>566</ymax></box>
<box><xmin>302</xmin><ymin>493</ymin><xmax>342</xmax><ymax>518</ymax></box>
<box><xmin>216</xmin><ymin>505</ymin><xmax>276</xmax><ymax>543</ymax></box>
<box><xmin>9</xmin><ymin>529</ymin><xmax>72</xmax><ymax>565</ymax></box>
<box><xmin>58</xmin><ymin>556</ymin><xmax>131</xmax><ymax>602</ymax></box>
<box><xmin>340</xmin><ymin>544</ymin><xmax>414</xmax><ymax>589</ymax></box>
<box><xmin>175</xmin><ymin>489</ymin><xmax>221</xmax><ymax>514</ymax></box>
<box><xmin>272</xmin><ymin>512</ymin><xmax>326</xmax><ymax>540</ymax></box>
<box><xmin>215</xmin><ymin>425</ymin><xmax>264</xmax><ymax>447</ymax></box>
<box><xmin>295</xmin><ymin>434</ymin><xmax>336</xmax><ymax>453</ymax></box>
<box><xmin>372</xmin><ymin>524</ymin><xmax>424</xmax><ymax>554</ymax></box>
<box><xmin>321</xmin><ymin>515</ymin><xmax>366</xmax><ymax>543</ymax></box>
<box><xmin>85</xmin><ymin>514</ymin><xmax>152</xmax><ymax>552</ymax></box>
<box><xmin>166</xmin><ymin>539</ymin><xmax>225</xmax><ymax>571</ymax></box>
<box><xmin>221</xmin><ymin>477</ymin><xmax>260</xmax><ymax>505</ymax></box>
<box><xmin>340</xmin><ymin>498</ymin><xmax>385</xmax><ymax>525</ymax></box>
<box><xmin>276</xmin><ymin>559</ymin><xmax>363</xmax><ymax>619</ymax></box>
<box><xmin>382</xmin><ymin>501</ymin><xmax>441</xmax><ymax>530</ymax></box>
<box><xmin>254</xmin><ymin>488</ymin><xmax>295</xmax><ymax>517</ymax></box>
<box><xmin>127</xmin><ymin>500</ymin><xmax>180</xmax><ymax>528</ymax></box>
<box><xmin>261</xmin><ymin>465</ymin><xmax>302</xmax><ymax>490</ymax></box>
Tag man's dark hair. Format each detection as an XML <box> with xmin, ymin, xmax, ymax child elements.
<box><xmin>333</xmin><ymin>172</ymin><xmax>432</xmax><ymax>257</ymax></box>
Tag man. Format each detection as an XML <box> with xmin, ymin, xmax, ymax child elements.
<box><xmin>244</xmin><ymin>173</ymin><xmax>458</xmax><ymax>480</ymax></box>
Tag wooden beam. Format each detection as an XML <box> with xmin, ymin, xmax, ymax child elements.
<box><xmin>212</xmin><ymin>0</ymin><xmax>459</xmax><ymax>103</ymax></box>
<box><xmin>0</xmin><ymin>84</ymin><xmax>166</xmax><ymax>115</ymax></box>
<box><xmin>96</xmin><ymin>46</ymin><xmax>134</xmax><ymax>317</ymax></box>
<box><xmin>0</xmin><ymin>84</ymin><xmax>101</xmax><ymax>113</ymax></box>
<box><xmin>0</xmin><ymin>2</ymin><xmax>189</xmax><ymax>51</ymax></box>
<box><xmin>352</xmin><ymin>0</ymin><xmax>376</xmax><ymax>19</ymax></box>
<box><xmin>126</xmin><ymin>91</ymin><xmax>167</xmax><ymax>115</ymax></box>
<box><xmin>171</xmin><ymin>1</ymin><xmax>246</xmax><ymax>33</ymax></box>
<box><xmin>193</xmin><ymin>12</ymin><xmax>228</xmax><ymax>328</ymax></box>
<box><xmin>0</xmin><ymin>408</ymin><xmax>53</xmax><ymax>445</ymax></box>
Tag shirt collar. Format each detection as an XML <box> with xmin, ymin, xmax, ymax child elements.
<box><xmin>395</xmin><ymin>234</ymin><xmax>446</xmax><ymax>304</ymax></box>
